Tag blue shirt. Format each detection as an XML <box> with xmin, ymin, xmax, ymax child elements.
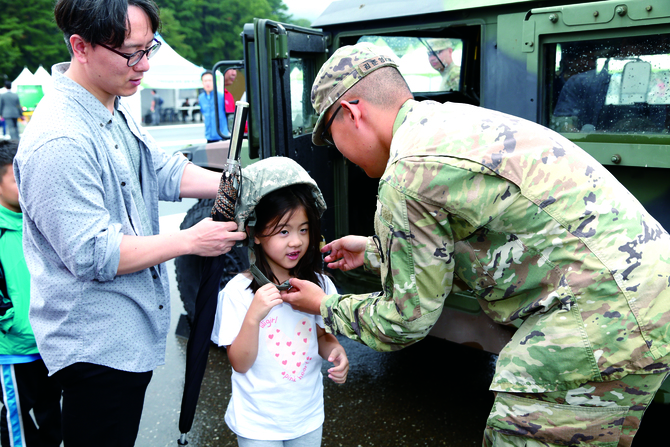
<box><xmin>14</xmin><ymin>63</ymin><xmax>189</xmax><ymax>375</ymax></box>
<box><xmin>198</xmin><ymin>90</ymin><xmax>230</xmax><ymax>141</ymax></box>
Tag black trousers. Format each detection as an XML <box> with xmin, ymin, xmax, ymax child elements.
<box><xmin>53</xmin><ymin>363</ymin><xmax>152</xmax><ymax>447</ymax></box>
<box><xmin>0</xmin><ymin>359</ymin><xmax>62</xmax><ymax>447</ymax></box>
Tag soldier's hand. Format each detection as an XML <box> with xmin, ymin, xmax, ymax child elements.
<box><xmin>185</xmin><ymin>218</ymin><xmax>246</xmax><ymax>257</ymax></box>
<box><xmin>322</xmin><ymin>235</ymin><xmax>367</xmax><ymax>271</ymax></box>
<box><xmin>280</xmin><ymin>278</ymin><xmax>325</xmax><ymax>314</ymax></box>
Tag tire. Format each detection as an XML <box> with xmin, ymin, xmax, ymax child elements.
<box><xmin>174</xmin><ymin>198</ymin><xmax>250</xmax><ymax>324</ymax></box>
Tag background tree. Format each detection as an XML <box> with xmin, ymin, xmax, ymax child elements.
<box><xmin>155</xmin><ymin>0</ymin><xmax>306</xmax><ymax>69</ymax></box>
<box><xmin>0</xmin><ymin>0</ymin><xmax>69</xmax><ymax>82</ymax></box>
<box><xmin>0</xmin><ymin>0</ymin><xmax>312</xmax><ymax>82</ymax></box>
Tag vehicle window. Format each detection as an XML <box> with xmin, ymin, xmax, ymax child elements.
<box><xmin>357</xmin><ymin>36</ymin><xmax>463</xmax><ymax>93</ymax></box>
<box><xmin>546</xmin><ymin>34</ymin><xmax>670</xmax><ymax>134</ymax></box>
<box><xmin>289</xmin><ymin>56</ymin><xmax>320</xmax><ymax>138</ymax></box>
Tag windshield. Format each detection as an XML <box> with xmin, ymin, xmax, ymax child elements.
<box><xmin>357</xmin><ymin>35</ymin><xmax>463</xmax><ymax>93</ymax></box>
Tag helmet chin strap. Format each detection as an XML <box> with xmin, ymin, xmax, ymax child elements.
<box><xmin>249</xmin><ymin>263</ymin><xmax>292</xmax><ymax>291</ymax></box>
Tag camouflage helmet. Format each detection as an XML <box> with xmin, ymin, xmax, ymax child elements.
<box><xmin>235</xmin><ymin>156</ymin><xmax>326</xmax><ymax>243</ymax></box>
<box><xmin>311</xmin><ymin>42</ymin><xmax>399</xmax><ymax>146</ymax></box>
<box><xmin>425</xmin><ymin>38</ymin><xmax>453</xmax><ymax>52</ymax></box>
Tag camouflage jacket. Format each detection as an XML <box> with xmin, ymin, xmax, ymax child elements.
<box><xmin>322</xmin><ymin>99</ymin><xmax>670</xmax><ymax>393</ymax></box>
<box><xmin>439</xmin><ymin>64</ymin><xmax>460</xmax><ymax>92</ymax></box>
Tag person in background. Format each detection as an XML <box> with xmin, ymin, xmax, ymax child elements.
<box><xmin>191</xmin><ymin>99</ymin><xmax>201</xmax><ymax>122</ymax></box>
<box><xmin>282</xmin><ymin>42</ymin><xmax>670</xmax><ymax>447</ymax></box>
<box><xmin>199</xmin><ymin>70</ymin><xmax>230</xmax><ymax>143</ymax></box>
<box><xmin>150</xmin><ymin>89</ymin><xmax>162</xmax><ymax>125</ymax></box>
<box><xmin>425</xmin><ymin>38</ymin><xmax>460</xmax><ymax>91</ymax></box>
<box><xmin>181</xmin><ymin>98</ymin><xmax>190</xmax><ymax>122</ymax></box>
<box><xmin>13</xmin><ymin>1</ymin><xmax>246</xmax><ymax>445</ymax></box>
<box><xmin>0</xmin><ymin>82</ymin><xmax>23</xmax><ymax>140</ymax></box>
<box><xmin>224</xmin><ymin>69</ymin><xmax>237</xmax><ymax>131</ymax></box>
<box><xmin>0</xmin><ymin>140</ymin><xmax>62</xmax><ymax>447</ymax></box>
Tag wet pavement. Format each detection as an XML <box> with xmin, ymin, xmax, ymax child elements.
<box><xmin>136</xmin><ymin>256</ymin><xmax>666</xmax><ymax>446</ymax></box>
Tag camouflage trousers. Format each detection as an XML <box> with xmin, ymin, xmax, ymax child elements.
<box><xmin>483</xmin><ymin>371</ymin><xmax>669</xmax><ymax>447</ymax></box>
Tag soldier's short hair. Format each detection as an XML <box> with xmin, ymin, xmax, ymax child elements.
<box><xmin>426</xmin><ymin>38</ymin><xmax>453</xmax><ymax>52</ymax></box>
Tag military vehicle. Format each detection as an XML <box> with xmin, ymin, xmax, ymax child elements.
<box><xmin>176</xmin><ymin>0</ymin><xmax>670</xmax><ymax>399</ymax></box>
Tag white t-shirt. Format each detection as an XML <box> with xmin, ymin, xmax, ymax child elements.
<box><xmin>211</xmin><ymin>273</ymin><xmax>337</xmax><ymax>440</ymax></box>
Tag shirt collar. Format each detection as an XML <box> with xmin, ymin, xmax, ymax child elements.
<box><xmin>392</xmin><ymin>98</ymin><xmax>416</xmax><ymax>135</ymax></box>
<box><xmin>52</xmin><ymin>62</ymin><xmax>116</xmax><ymax>127</ymax></box>
<box><xmin>387</xmin><ymin>98</ymin><xmax>418</xmax><ymax>167</ymax></box>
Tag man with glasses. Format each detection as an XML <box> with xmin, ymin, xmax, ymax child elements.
<box><xmin>284</xmin><ymin>43</ymin><xmax>670</xmax><ymax>447</ymax></box>
<box><xmin>13</xmin><ymin>1</ymin><xmax>246</xmax><ymax>445</ymax></box>
<box><xmin>425</xmin><ymin>38</ymin><xmax>460</xmax><ymax>92</ymax></box>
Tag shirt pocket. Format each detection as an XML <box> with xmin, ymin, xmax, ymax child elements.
<box><xmin>486</xmin><ymin>392</ymin><xmax>627</xmax><ymax>446</ymax></box>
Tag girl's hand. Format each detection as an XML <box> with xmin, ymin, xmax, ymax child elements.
<box><xmin>247</xmin><ymin>283</ymin><xmax>283</xmax><ymax>323</ymax></box>
<box><xmin>326</xmin><ymin>345</ymin><xmax>349</xmax><ymax>384</ymax></box>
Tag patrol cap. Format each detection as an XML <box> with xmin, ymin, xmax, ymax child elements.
<box><xmin>426</xmin><ymin>38</ymin><xmax>453</xmax><ymax>52</ymax></box>
<box><xmin>311</xmin><ymin>42</ymin><xmax>399</xmax><ymax>146</ymax></box>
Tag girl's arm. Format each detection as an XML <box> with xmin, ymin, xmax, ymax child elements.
<box><xmin>317</xmin><ymin>326</ymin><xmax>349</xmax><ymax>384</ymax></box>
<box><xmin>227</xmin><ymin>283</ymin><xmax>283</xmax><ymax>373</ymax></box>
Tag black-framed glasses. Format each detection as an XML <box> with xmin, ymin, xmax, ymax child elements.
<box><xmin>98</xmin><ymin>38</ymin><xmax>161</xmax><ymax>67</ymax></box>
<box><xmin>320</xmin><ymin>99</ymin><xmax>359</xmax><ymax>147</ymax></box>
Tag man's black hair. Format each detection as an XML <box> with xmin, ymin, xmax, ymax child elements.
<box><xmin>0</xmin><ymin>140</ymin><xmax>18</xmax><ymax>178</ymax></box>
<box><xmin>3</xmin><ymin>81</ymin><xmax>10</xmax><ymax>90</ymax></box>
<box><xmin>201</xmin><ymin>70</ymin><xmax>213</xmax><ymax>80</ymax></box>
<box><xmin>54</xmin><ymin>0</ymin><xmax>161</xmax><ymax>54</ymax></box>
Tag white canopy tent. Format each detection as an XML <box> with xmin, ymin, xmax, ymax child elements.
<box><xmin>11</xmin><ymin>67</ymin><xmax>36</xmax><ymax>91</ymax></box>
<box><xmin>141</xmin><ymin>34</ymin><xmax>205</xmax><ymax>90</ymax></box>
<box><xmin>33</xmin><ymin>65</ymin><xmax>53</xmax><ymax>96</ymax></box>
<box><xmin>132</xmin><ymin>34</ymin><xmax>206</xmax><ymax>126</ymax></box>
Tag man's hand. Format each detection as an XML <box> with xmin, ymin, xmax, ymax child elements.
<box><xmin>325</xmin><ymin>345</ymin><xmax>349</xmax><ymax>384</ymax></box>
<box><xmin>280</xmin><ymin>278</ymin><xmax>326</xmax><ymax>314</ymax></box>
<box><xmin>185</xmin><ymin>218</ymin><xmax>246</xmax><ymax>257</ymax></box>
<box><xmin>322</xmin><ymin>235</ymin><xmax>367</xmax><ymax>271</ymax></box>
<box><xmin>118</xmin><ymin>218</ymin><xmax>246</xmax><ymax>275</ymax></box>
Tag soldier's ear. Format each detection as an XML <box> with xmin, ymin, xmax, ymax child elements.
<box><xmin>341</xmin><ymin>100</ymin><xmax>362</xmax><ymax>126</ymax></box>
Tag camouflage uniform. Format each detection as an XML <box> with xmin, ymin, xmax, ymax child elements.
<box><xmin>424</xmin><ymin>38</ymin><xmax>461</xmax><ymax>91</ymax></box>
<box><xmin>311</xmin><ymin>43</ymin><xmax>670</xmax><ymax>446</ymax></box>
<box><xmin>438</xmin><ymin>62</ymin><xmax>461</xmax><ymax>91</ymax></box>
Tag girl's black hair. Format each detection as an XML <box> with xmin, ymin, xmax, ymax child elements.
<box><xmin>248</xmin><ymin>184</ymin><xmax>325</xmax><ymax>293</ymax></box>
<box><xmin>55</xmin><ymin>0</ymin><xmax>161</xmax><ymax>55</ymax></box>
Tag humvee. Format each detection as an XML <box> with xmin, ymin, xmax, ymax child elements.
<box><xmin>176</xmin><ymin>0</ymin><xmax>670</xmax><ymax>400</ymax></box>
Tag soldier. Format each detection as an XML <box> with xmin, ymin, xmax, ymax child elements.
<box><xmin>282</xmin><ymin>42</ymin><xmax>670</xmax><ymax>446</ymax></box>
<box><xmin>425</xmin><ymin>38</ymin><xmax>460</xmax><ymax>91</ymax></box>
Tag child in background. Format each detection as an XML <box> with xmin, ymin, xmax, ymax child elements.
<box><xmin>212</xmin><ymin>157</ymin><xmax>348</xmax><ymax>447</ymax></box>
<box><xmin>0</xmin><ymin>140</ymin><xmax>62</xmax><ymax>446</ymax></box>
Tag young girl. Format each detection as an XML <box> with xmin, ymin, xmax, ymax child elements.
<box><xmin>211</xmin><ymin>158</ymin><xmax>349</xmax><ymax>447</ymax></box>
